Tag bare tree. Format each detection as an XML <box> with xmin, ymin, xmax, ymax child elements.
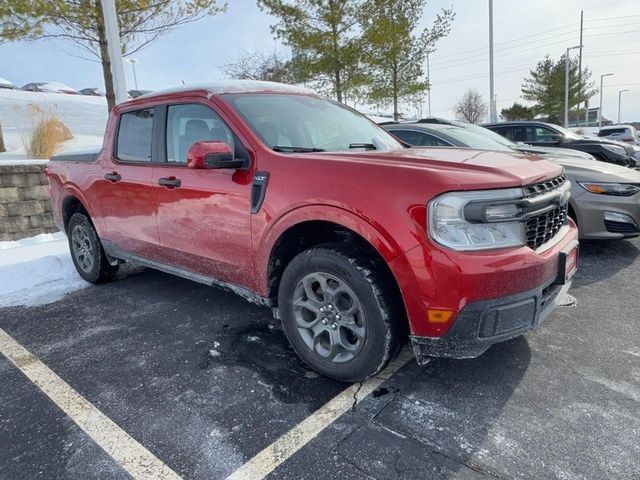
<box><xmin>454</xmin><ymin>89</ymin><xmax>488</xmax><ymax>124</ymax></box>
<box><xmin>222</xmin><ymin>49</ymin><xmax>296</xmax><ymax>84</ymax></box>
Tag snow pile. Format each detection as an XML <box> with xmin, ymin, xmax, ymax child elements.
<box><xmin>0</xmin><ymin>89</ymin><xmax>107</xmax><ymax>163</ymax></box>
<box><xmin>0</xmin><ymin>232</ymin><xmax>88</xmax><ymax>307</ymax></box>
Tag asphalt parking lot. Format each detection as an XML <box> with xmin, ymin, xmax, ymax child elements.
<box><xmin>1</xmin><ymin>238</ymin><xmax>639</xmax><ymax>480</ymax></box>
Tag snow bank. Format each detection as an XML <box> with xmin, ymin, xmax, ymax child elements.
<box><xmin>0</xmin><ymin>89</ymin><xmax>107</xmax><ymax>162</ymax></box>
<box><xmin>0</xmin><ymin>232</ymin><xmax>88</xmax><ymax>307</ymax></box>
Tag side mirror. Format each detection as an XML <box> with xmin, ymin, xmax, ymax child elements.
<box><xmin>550</xmin><ymin>134</ymin><xmax>564</xmax><ymax>144</ymax></box>
<box><xmin>186</xmin><ymin>141</ymin><xmax>248</xmax><ymax>170</ymax></box>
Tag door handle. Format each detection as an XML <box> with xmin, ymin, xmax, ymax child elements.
<box><xmin>104</xmin><ymin>172</ymin><xmax>121</xmax><ymax>182</ymax></box>
<box><xmin>158</xmin><ymin>177</ymin><xmax>181</xmax><ymax>188</ymax></box>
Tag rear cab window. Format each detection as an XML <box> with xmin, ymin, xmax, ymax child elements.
<box><xmin>116</xmin><ymin>108</ymin><xmax>154</xmax><ymax>162</ymax></box>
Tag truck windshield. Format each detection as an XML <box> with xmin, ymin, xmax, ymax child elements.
<box><xmin>224</xmin><ymin>94</ymin><xmax>402</xmax><ymax>153</ymax></box>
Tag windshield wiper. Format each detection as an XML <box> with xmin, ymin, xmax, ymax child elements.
<box><xmin>272</xmin><ymin>145</ymin><xmax>325</xmax><ymax>153</ymax></box>
<box><xmin>348</xmin><ymin>143</ymin><xmax>377</xmax><ymax>150</ymax></box>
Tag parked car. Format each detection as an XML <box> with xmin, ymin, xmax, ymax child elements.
<box><xmin>79</xmin><ymin>87</ymin><xmax>105</xmax><ymax>96</ymax></box>
<box><xmin>598</xmin><ymin>125</ymin><xmax>640</xmax><ymax>146</ymax></box>
<box><xmin>484</xmin><ymin>120</ymin><xmax>637</xmax><ymax>167</ymax></box>
<box><xmin>0</xmin><ymin>77</ymin><xmax>17</xmax><ymax>90</ymax></box>
<box><xmin>384</xmin><ymin>121</ymin><xmax>640</xmax><ymax>240</ymax></box>
<box><xmin>21</xmin><ymin>82</ymin><xmax>79</xmax><ymax>94</ymax></box>
<box><xmin>47</xmin><ymin>81</ymin><xmax>578</xmax><ymax>381</ymax></box>
<box><xmin>127</xmin><ymin>89</ymin><xmax>152</xmax><ymax>99</ymax></box>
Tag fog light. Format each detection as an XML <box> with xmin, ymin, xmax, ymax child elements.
<box><xmin>427</xmin><ymin>309</ymin><xmax>454</xmax><ymax>324</ymax></box>
<box><xmin>603</xmin><ymin>211</ymin><xmax>638</xmax><ymax>226</ymax></box>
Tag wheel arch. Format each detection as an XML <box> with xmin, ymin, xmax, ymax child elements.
<box><xmin>262</xmin><ymin>210</ymin><xmax>410</xmax><ymax>332</ymax></box>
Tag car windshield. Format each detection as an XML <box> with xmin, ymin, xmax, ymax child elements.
<box><xmin>224</xmin><ymin>94</ymin><xmax>402</xmax><ymax>152</ymax></box>
<box><xmin>436</xmin><ymin>124</ymin><xmax>516</xmax><ymax>152</ymax></box>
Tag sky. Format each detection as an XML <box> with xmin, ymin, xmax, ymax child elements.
<box><xmin>0</xmin><ymin>0</ymin><xmax>638</xmax><ymax>123</ymax></box>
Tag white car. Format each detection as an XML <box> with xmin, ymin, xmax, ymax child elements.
<box><xmin>21</xmin><ymin>82</ymin><xmax>79</xmax><ymax>94</ymax></box>
<box><xmin>0</xmin><ymin>76</ymin><xmax>17</xmax><ymax>89</ymax></box>
<box><xmin>598</xmin><ymin>125</ymin><xmax>640</xmax><ymax>146</ymax></box>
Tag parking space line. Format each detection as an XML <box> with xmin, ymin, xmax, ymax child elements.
<box><xmin>225</xmin><ymin>346</ymin><xmax>416</xmax><ymax>480</ymax></box>
<box><xmin>0</xmin><ymin>328</ymin><xmax>182</xmax><ymax>480</ymax></box>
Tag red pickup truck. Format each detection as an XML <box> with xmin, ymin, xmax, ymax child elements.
<box><xmin>47</xmin><ymin>81</ymin><xmax>579</xmax><ymax>382</ymax></box>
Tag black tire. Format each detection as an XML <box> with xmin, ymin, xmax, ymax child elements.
<box><xmin>278</xmin><ymin>243</ymin><xmax>405</xmax><ymax>382</ymax></box>
<box><xmin>67</xmin><ymin>212</ymin><xmax>119</xmax><ymax>284</ymax></box>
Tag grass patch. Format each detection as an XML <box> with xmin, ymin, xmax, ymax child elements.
<box><xmin>20</xmin><ymin>104</ymin><xmax>73</xmax><ymax>158</ymax></box>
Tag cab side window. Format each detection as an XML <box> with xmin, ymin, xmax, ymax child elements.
<box><xmin>166</xmin><ymin>104</ymin><xmax>235</xmax><ymax>164</ymax></box>
<box><xmin>116</xmin><ymin>108</ymin><xmax>154</xmax><ymax>162</ymax></box>
<box><xmin>528</xmin><ymin>126</ymin><xmax>557</xmax><ymax>143</ymax></box>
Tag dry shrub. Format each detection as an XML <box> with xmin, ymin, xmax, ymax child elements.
<box><xmin>0</xmin><ymin>120</ymin><xmax>5</xmax><ymax>153</ymax></box>
<box><xmin>20</xmin><ymin>104</ymin><xmax>73</xmax><ymax>158</ymax></box>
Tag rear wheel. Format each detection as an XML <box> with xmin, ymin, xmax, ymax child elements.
<box><xmin>278</xmin><ymin>243</ymin><xmax>404</xmax><ymax>382</ymax></box>
<box><xmin>68</xmin><ymin>212</ymin><xmax>119</xmax><ymax>284</ymax></box>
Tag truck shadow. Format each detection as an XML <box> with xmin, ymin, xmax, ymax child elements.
<box><xmin>573</xmin><ymin>238</ymin><xmax>639</xmax><ymax>287</ymax></box>
<box><xmin>361</xmin><ymin>336</ymin><xmax>532</xmax><ymax>478</ymax></box>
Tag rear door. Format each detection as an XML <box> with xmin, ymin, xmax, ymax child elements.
<box><xmin>153</xmin><ymin>101</ymin><xmax>254</xmax><ymax>286</ymax></box>
<box><xmin>94</xmin><ymin>107</ymin><xmax>161</xmax><ymax>257</ymax></box>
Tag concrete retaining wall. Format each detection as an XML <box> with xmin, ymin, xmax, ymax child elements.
<box><xmin>0</xmin><ymin>163</ymin><xmax>57</xmax><ymax>241</ymax></box>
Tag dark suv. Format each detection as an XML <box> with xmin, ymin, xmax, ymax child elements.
<box><xmin>483</xmin><ymin>121</ymin><xmax>636</xmax><ymax>167</ymax></box>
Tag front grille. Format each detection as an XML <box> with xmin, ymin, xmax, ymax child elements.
<box><xmin>525</xmin><ymin>205</ymin><xmax>568</xmax><ymax>250</ymax></box>
<box><xmin>605</xmin><ymin>220</ymin><xmax>640</xmax><ymax>234</ymax></box>
<box><xmin>523</xmin><ymin>174</ymin><xmax>567</xmax><ymax>198</ymax></box>
<box><xmin>523</xmin><ymin>175</ymin><xmax>569</xmax><ymax>250</ymax></box>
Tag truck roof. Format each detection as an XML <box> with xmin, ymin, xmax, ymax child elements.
<box><xmin>137</xmin><ymin>80</ymin><xmax>316</xmax><ymax>100</ymax></box>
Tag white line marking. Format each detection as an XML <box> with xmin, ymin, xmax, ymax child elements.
<box><xmin>225</xmin><ymin>346</ymin><xmax>416</xmax><ymax>480</ymax></box>
<box><xmin>0</xmin><ymin>328</ymin><xmax>182</xmax><ymax>480</ymax></box>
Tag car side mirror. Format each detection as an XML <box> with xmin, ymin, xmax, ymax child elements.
<box><xmin>550</xmin><ymin>134</ymin><xmax>564</xmax><ymax>144</ymax></box>
<box><xmin>186</xmin><ymin>141</ymin><xmax>248</xmax><ymax>170</ymax></box>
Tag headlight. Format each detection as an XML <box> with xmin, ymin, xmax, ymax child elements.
<box><xmin>602</xmin><ymin>144</ymin><xmax>627</xmax><ymax>156</ymax></box>
<box><xmin>578</xmin><ymin>182</ymin><xmax>640</xmax><ymax>196</ymax></box>
<box><xmin>428</xmin><ymin>189</ymin><xmax>525</xmax><ymax>251</ymax></box>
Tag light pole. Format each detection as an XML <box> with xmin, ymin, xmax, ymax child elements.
<box><xmin>488</xmin><ymin>0</ymin><xmax>496</xmax><ymax>122</ymax></box>
<box><xmin>126</xmin><ymin>58</ymin><xmax>140</xmax><ymax>90</ymax></box>
<box><xmin>426</xmin><ymin>53</ymin><xmax>431</xmax><ymax>117</ymax></box>
<box><xmin>564</xmin><ymin>45</ymin><xmax>581</xmax><ymax>128</ymax></box>
<box><xmin>617</xmin><ymin>89</ymin><xmax>630</xmax><ymax>124</ymax></box>
<box><xmin>598</xmin><ymin>73</ymin><xmax>614</xmax><ymax>128</ymax></box>
<box><xmin>100</xmin><ymin>0</ymin><xmax>127</xmax><ymax>105</ymax></box>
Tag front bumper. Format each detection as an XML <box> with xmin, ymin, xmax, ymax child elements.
<box><xmin>571</xmin><ymin>190</ymin><xmax>640</xmax><ymax>239</ymax></box>
<box><xmin>410</xmin><ymin>277</ymin><xmax>572</xmax><ymax>362</ymax></box>
<box><xmin>389</xmin><ymin>220</ymin><xmax>579</xmax><ymax>352</ymax></box>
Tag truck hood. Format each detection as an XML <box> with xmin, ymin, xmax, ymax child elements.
<box><xmin>312</xmin><ymin>147</ymin><xmax>563</xmax><ymax>190</ymax></box>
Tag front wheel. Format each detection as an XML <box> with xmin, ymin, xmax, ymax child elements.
<box><xmin>278</xmin><ymin>244</ymin><xmax>404</xmax><ymax>382</ymax></box>
<box><xmin>68</xmin><ymin>212</ymin><xmax>119</xmax><ymax>284</ymax></box>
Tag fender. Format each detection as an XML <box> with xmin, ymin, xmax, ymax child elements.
<box><xmin>254</xmin><ymin>203</ymin><xmax>419</xmax><ymax>296</ymax></box>
<box><xmin>58</xmin><ymin>183</ymin><xmax>102</xmax><ymax>234</ymax></box>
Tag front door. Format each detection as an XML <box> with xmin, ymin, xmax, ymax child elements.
<box><xmin>153</xmin><ymin>102</ymin><xmax>254</xmax><ymax>286</ymax></box>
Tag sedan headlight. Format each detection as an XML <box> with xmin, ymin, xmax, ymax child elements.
<box><xmin>578</xmin><ymin>182</ymin><xmax>640</xmax><ymax>197</ymax></box>
<box><xmin>428</xmin><ymin>188</ymin><xmax>525</xmax><ymax>251</ymax></box>
<box><xmin>602</xmin><ymin>144</ymin><xmax>627</xmax><ymax>156</ymax></box>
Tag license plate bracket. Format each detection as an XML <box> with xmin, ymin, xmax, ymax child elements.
<box><xmin>555</xmin><ymin>241</ymin><xmax>579</xmax><ymax>285</ymax></box>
